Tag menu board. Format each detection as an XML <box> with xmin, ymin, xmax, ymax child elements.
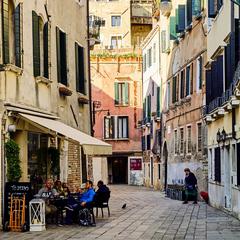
<box><xmin>4</xmin><ymin>182</ymin><xmax>32</xmax><ymax>228</ymax></box>
<box><xmin>130</xmin><ymin>158</ymin><xmax>142</xmax><ymax>171</ymax></box>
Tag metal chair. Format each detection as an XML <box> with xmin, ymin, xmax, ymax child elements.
<box><xmin>94</xmin><ymin>191</ymin><xmax>110</xmax><ymax>218</ymax></box>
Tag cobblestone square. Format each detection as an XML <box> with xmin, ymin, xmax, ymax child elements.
<box><xmin>1</xmin><ymin>185</ymin><xmax>240</xmax><ymax>240</ymax></box>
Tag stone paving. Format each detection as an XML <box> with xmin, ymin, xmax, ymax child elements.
<box><xmin>1</xmin><ymin>185</ymin><xmax>240</xmax><ymax>240</ymax></box>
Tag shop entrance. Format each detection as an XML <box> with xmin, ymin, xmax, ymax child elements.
<box><xmin>108</xmin><ymin>157</ymin><xmax>128</xmax><ymax>184</ymax></box>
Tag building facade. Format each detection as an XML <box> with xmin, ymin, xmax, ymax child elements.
<box><xmin>141</xmin><ymin>23</ymin><xmax>162</xmax><ymax>189</ymax></box>
<box><xmin>90</xmin><ymin>0</ymin><xmax>152</xmax><ymax>185</ymax></box>
<box><xmin>0</xmin><ymin>0</ymin><xmax>111</xmax><ymax>226</ymax></box>
<box><xmin>205</xmin><ymin>0</ymin><xmax>240</xmax><ymax>219</ymax></box>
<box><xmin>143</xmin><ymin>0</ymin><xmax>208</xmax><ymax>191</ymax></box>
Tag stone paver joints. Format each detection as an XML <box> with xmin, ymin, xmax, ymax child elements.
<box><xmin>1</xmin><ymin>185</ymin><xmax>240</xmax><ymax>240</ymax></box>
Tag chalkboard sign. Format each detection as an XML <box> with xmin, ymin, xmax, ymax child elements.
<box><xmin>4</xmin><ymin>182</ymin><xmax>32</xmax><ymax>228</ymax></box>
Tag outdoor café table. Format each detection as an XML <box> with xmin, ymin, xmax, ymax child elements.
<box><xmin>50</xmin><ymin>197</ymin><xmax>68</xmax><ymax>224</ymax></box>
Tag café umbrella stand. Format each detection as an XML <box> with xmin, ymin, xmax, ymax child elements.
<box><xmin>29</xmin><ymin>199</ymin><xmax>46</xmax><ymax>231</ymax></box>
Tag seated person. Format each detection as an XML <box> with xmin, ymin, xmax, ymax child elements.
<box><xmin>95</xmin><ymin>180</ymin><xmax>110</xmax><ymax>205</ymax></box>
<box><xmin>96</xmin><ymin>180</ymin><xmax>110</xmax><ymax>193</ymax></box>
<box><xmin>54</xmin><ymin>180</ymin><xmax>64</xmax><ymax>196</ymax></box>
<box><xmin>62</xmin><ymin>182</ymin><xmax>70</xmax><ymax>197</ymax></box>
<box><xmin>38</xmin><ymin>179</ymin><xmax>59</xmax><ymax>221</ymax></box>
<box><xmin>65</xmin><ymin>180</ymin><xmax>95</xmax><ymax>224</ymax></box>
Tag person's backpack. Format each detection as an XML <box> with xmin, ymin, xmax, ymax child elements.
<box><xmin>79</xmin><ymin>208</ymin><xmax>92</xmax><ymax>226</ymax></box>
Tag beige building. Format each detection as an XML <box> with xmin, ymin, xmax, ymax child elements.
<box><xmin>156</xmin><ymin>0</ymin><xmax>208</xmax><ymax>192</ymax></box>
<box><xmin>205</xmin><ymin>0</ymin><xmax>240</xmax><ymax>219</ymax></box>
<box><xmin>0</xmin><ymin>0</ymin><xmax>111</xmax><ymax>226</ymax></box>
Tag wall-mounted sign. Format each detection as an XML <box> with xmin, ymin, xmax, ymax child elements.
<box><xmin>130</xmin><ymin>158</ymin><xmax>142</xmax><ymax>171</ymax></box>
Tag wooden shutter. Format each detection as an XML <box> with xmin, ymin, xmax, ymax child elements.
<box><xmin>78</xmin><ymin>46</ymin><xmax>85</xmax><ymax>94</ymax></box>
<box><xmin>180</xmin><ymin>70</ymin><xmax>185</xmax><ymax>99</ymax></box>
<box><xmin>60</xmin><ymin>31</ymin><xmax>67</xmax><ymax>86</ymax></box>
<box><xmin>214</xmin><ymin>147</ymin><xmax>221</xmax><ymax>182</ymax></box>
<box><xmin>178</xmin><ymin>5</ymin><xmax>186</xmax><ymax>32</ymax></box>
<box><xmin>161</xmin><ymin>30</ymin><xmax>166</xmax><ymax>52</ymax></box>
<box><xmin>199</xmin><ymin>56</ymin><xmax>202</xmax><ymax>89</ymax></box>
<box><xmin>176</xmin><ymin>75</ymin><xmax>179</xmax><ymax>101</ymax></box>
<box><xmin>211</xmin><ymin>61</ymin><xmax>217</xmax><ymax>100</ymax></box>
<box><xmin>208</xmin><ymin>0</ymin><xmax>217</xmax><ymax>18</ymax></box>
<box><xmin>56</xmin><ymin>27</ymin><xmax>61</xmax><ymax>82</ymax></box>
<box><xmin>43</xmin><ymin>22</ymin><xmax>49</xmax><ymax>78</ymax></box>
<box><xmin>143</xmin><ymin>98</ymin><xmax>146</xmax><ymax>119</ymax></box>
<box><xmin>216</xmin><ymin>55</ymin><xmax>223</xmax><ymax>98</ymax></box>
<box><xmin>190</xmin><ymin>63</ymin><xmax>193</xmax><ymax>94</ymax></box>
<box><xmin>75</xmin><ymin>43</ymin><xmax>80</xmax><ymax>92</ymax></box>
<box><xmin>114</xmin><ymin>83</ymin><xmax>119</xmax><ymax>104</ymax></box>
<box><xmin>14</xmin><ymin>4</ymin><xmax>22</xmax><ymax>68</ymax></box>
<box><xmin>2</xmin><ymin>0</ymin><xmax>10</xmax><ymax>64</ymax></box>
<box><xmin>124</xmin><ymin>82</ymin><xmax>129</xmax><ymax>105</ymax></box>
<box><xmin>192</xmin><ymin>0</ymin><xmax>201</xmax><ymax>16</ymax></box>
<box><xmin>186</xmin><ymin>66</ymin><xmax>190</xmax><ymax>96</ymax></box>
<box><xmin>206</xmin><ymin>69</ymin><xmax>212</xmax><ymax>105</ymax></box>
<box><xmin>148</xmin><ymin>95</ymin><xmax>151</xmax><ymax>118</ymax></box>
<box><xmin>170</xmin><ymin>17</ymin><xmax>177</xmax><ymax>40</ymax></box>
<box><xmin>156</xmin><ymin>86</ymin><xmax>160</xmax><ymax>115</ymax></box>
<box><xmin>172</xmin><ymin>77</ymin><xmax>175</xmax><ymax>103</ymax></box>
<box><xmin>186</xmin><ymin>0</ymin><xmax>192</xmax><ymax>26</ymax></box>
<box><xmin>175</xmin><ymin>8</ymin><xmax>179</xmax><ymax>33</ymax></box>
<box><xmin>32</xmin><ymin>11</ymin><xmax>40</xmax><ymax>77</ymax></box>
<box><xmin>237</xmin><ymin>143</ymin><xmax>240</xmax><ymax>186</ymax></box>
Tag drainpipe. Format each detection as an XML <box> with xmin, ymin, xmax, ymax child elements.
<box><xmin>86</xmin><ymin>0</ymin><xmax>93</xmax><ymax>137</ymax></box>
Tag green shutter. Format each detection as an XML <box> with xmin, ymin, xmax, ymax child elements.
<box><xmin>32</xmin><ymin>11</ymin><xmax>40</xmax><ymax>77</ymax></box>
<box><xmin>124</xmin><ymin>82</ymin><xmax>129</xmax><ymax>105</ymax></box>
<box><xmin>157</xmin><ymin>86</ymin><xmax>160</xmax><ymax>116</ymax></box>
<box><xmin>2</xmin><ymin>0</ymin><xmax>9</xmax><ymax>64</ymax></box>
<box><xmin>43</xmin><ymin>22</ymin><xmax>49</xmax><ymax>78</ymax></box>
<box><xmin>56</xmin><ymin>27</ymin><xmax>61</xmax><ymax>83</ymax></box>
<box><xmin>175</xmin><ymin>8</ymin><xmax>179</xmax><ymax>33</ymax></box>
<box><xmin>14</xmin><ymin>4</ymin><xmax>22</xmax><ymax>68</ymax></box>
<box><xmin>75</xmin><ymin>43</ymin><xmax>79</xmax><ymax>91</ymax></box>
<box><xmin>170</xmin><ymin>17</ymin><xmax>177</xmax><ymax>40</ymax></box>
<box><xmin>192</xmin><ymin>0</ymin><xmax>201</xmax><ymax>16</ymax></box>
<box><xmin>114</xmin><ymin>83</ymin><xmax>119</xmax><ymax>104</ymax></box>
<box><xmin>178</xmin><ymin>5</ymin><xmax>186</xmax><ymax>32</ymax></box>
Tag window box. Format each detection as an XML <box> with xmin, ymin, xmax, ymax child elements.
<box><xmin>58</xmin><ymin>84</ymin><xmax>72</xmax><ymax>96</ymax></box>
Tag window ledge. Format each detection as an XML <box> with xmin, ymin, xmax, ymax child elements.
<box><xmin>58</xmin><ymin>83</ymin><xmax>73</xmax><ymax>96</ymax></box>
<box><xmin>0</xmin><ymin>64</ymin><xmax>23</xmax><ymax>75</ymax></box>
<box><xmin>78</xmin><ymin>93</ymin><xmax>89</xmax><ymax>104</ymax></box>
<box><xmin>104</xmin><ymin>138</ymin><xmax>129</xmax><ymax>141</ymax></box>
<box><xmin>35</xmin><ymin>76</ymin><xmax>52</xmax><ymax>86</ymax></box>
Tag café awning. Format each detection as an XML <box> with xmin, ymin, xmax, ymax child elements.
<box><xmin>19</xmin><ymin>113</ymin><xmax>112</xmax><ymax>156</ymax></box>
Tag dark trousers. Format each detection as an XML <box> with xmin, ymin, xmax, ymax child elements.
<box><xmin>185</xmin><ymin>189</ymin><xmax>198</xmax><ymax>202</ymax></box>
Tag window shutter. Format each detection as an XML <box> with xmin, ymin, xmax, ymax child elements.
<box><xmin>186</xmin><ymin>0</ymin><xmax>192</xmax><ymax>26</ymax></box>
<box><xmin>180</xmin><ymin>70</ymin><xmax>185</xmax><ymax>99</ymax></box>
<box><xmin>75</xmin><ymin>43</ymin><xmax>79</xmax><ymax>92</ymax></box>
<box><xmin>190</xmin><ymin>64</ymin><xmax>193</xmax><ymax>94</ymax></box>
<box><xmin>114</xmin><ymin>83</ymin><xmax>119</xmax><ymax>104</ymax></box>
<box><xmin>148</xmin><ymin>95</ymin><xmax>151</xmax><ymax>118</ymax></box>
<box><xmin>206</xmin><ymin>69</ymin><xmax>212</xmax><ymax>105</ymax></box>
<box><xmin>143</xmin><ymin>98</ymin><xmax>146</xmax><ymax>119</ymax></box>
<box><xmin>214</xmin><ymin>147</ymin><xmax>221</xmax><ymax>182</ymax></box>
<box><xmin>170</xmin><ymin>17</ymin><xmax>177</xmax><ymax>40</ymax></box>
<box><xmin>78</xmin><ymin>46</ymin><xmax>85</xmax><ymax>94</ymax></box>
<box><xmin>32</xmin><ymin>11</ymin><xmax>40</xmax><ymax>77</ymax></box>
<box><xmin>175</xmin><ymin>8</ymin><xmax>179</xmax><ymax>33</ymax></box>
<box><xmin>161</xmin><ymin>30</ymin><xmax>166</xmax><ymax>52</ymax></box>
<box><xmin>237</xmin><ymin>143</ymin><xmax>240</xmax><ymax>186</ymax></box>
<box><xmin>43</xmin><ymin>22</ymin><xmax>50</xmax><ymax>78</ymax></box>
<box><xmin>192</xmin><ymin>0</ymin><xmax>201</xmax><ymax>16</ymax></box>
<box><xmin>2</xmin><ymin>0</ymin><xmax>10</xmax><ymax>64</ymax></box>
<box><xmin>60</xmin><ymin>31</ymin><xmax>68</xmax><ymax>86</ymax></box>
<box><xmin>56</xmin><ymin>27</ymin><xmax>61</xmax><ymax>82</ymax></box>
<box><xmin>124</xmin><ymin>82</ymin><xmax>129</xmax><ymax>105</ymax></box>
<box><xmin>176</xmin><ymin>75</ymin><xmax>179</xmax><ymax>101</ymax></box>
<box><xmin>199</xmin><ymin>56</ymin><xmax>202</xmax><ymax>89</ymax></box>
<box><xmin>178</xmin><ymin>5</ymin><xmax>186</xmax><ymax>32</ymax></box>
<box><xmin>208</xmin><ymin>0</ymin><xmax>217</xmax><ymax>18</ymax></box>
<box><xmin>186</xmin><ymin>66</ymin><xmax>190</xmax><ymax>96</ymax></box>
<box><xmin>14</xmin><ymin>4</ymin><xmax>22</xmax><ymax>68</ymax></box>
<box><xmin>216</xmin><ymin>55</ymin><xmax>223</xmax><ymax>98</ymax></box>
<box><xmin>142</xmin><ymin>136</ymin><xmax>146</xmax><ymax>151</ymax></box>
<box><xmin>156</xmin><ymin>86</ymin><xmax>160</xmax><ymax>115</ymax></box>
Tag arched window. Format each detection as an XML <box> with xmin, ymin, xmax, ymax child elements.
<box><xmin>32</xmin><ymin>11</ymin><xmax>49</xmax><ymax>78</ymax></box>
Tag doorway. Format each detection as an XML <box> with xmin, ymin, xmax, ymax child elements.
<box><xmin>108</xmin><ymin>157</ymin><xmax>128</xmax><ymax>184</ymax></box>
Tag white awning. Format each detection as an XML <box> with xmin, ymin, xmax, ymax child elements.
<box><xmin>19</xmin><ymin>113</ymin><xmax>112</xmax><ymax>155</ymax></box>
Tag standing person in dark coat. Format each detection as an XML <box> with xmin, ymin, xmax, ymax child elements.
<box><xmin>183</xmin><ymin>168</ymin><xmax>198</xmax><ymax>204</ymax></box>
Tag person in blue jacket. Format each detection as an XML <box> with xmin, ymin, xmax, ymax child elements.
<box><xmin>65</xmin><ymin>180</ymin><xmax>95</xmax><ymax>224</ymax></box>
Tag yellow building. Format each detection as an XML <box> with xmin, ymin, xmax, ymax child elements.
<box><xmin>205</xmin><ymin>0</ymin><xmax>240</xmax><ymax>219</ymax></box>
<box><xmin>0</xmin><ymin>0</ymin><xmax>111</xmax><ymax>226</ymax></box>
